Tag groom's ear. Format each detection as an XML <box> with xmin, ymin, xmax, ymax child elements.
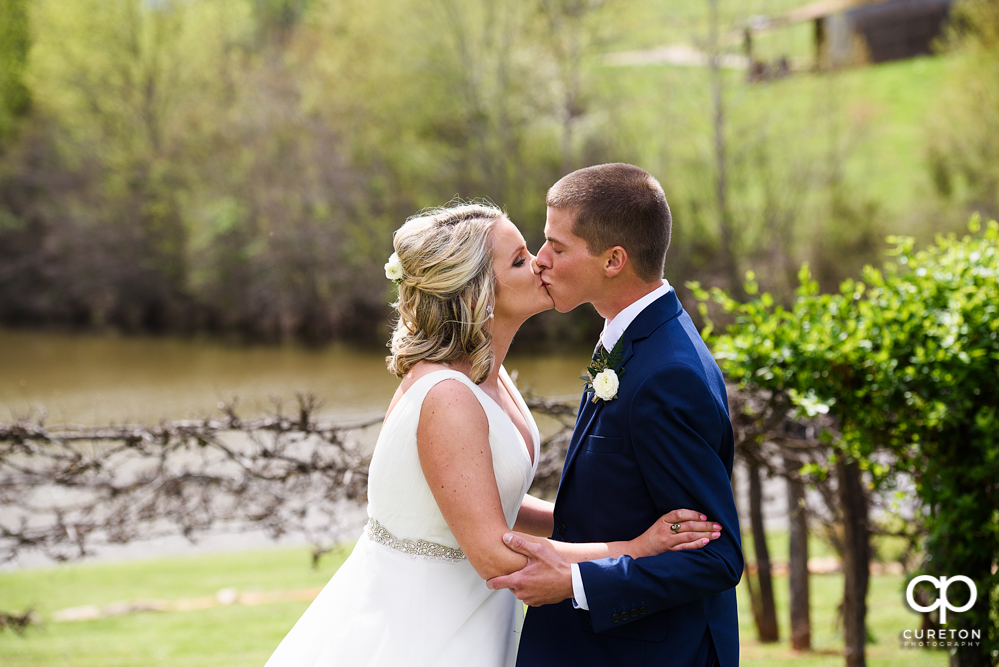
<box><xmin>602</xmin><ymin>246</ymin><xmax>628</xmax><ymax>278</ymax></box>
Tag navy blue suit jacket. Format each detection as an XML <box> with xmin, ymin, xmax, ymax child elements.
<box><xmin>517</xmin><ymin>289</ymin><xmax>743</xmax><ymax>667</ymax></box>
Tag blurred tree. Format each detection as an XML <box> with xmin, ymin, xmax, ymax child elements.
<box><xmin>538</xmin><ymin>0</ymin><xmax>608</xmax><ymax>174</ymax></box>
<box><xmin>253</xmin><ymin>0</ymin><xmax>309</xmax><ymax>45</ymax></box>
<box><xmin>928</xmin><ymin>0</ymin><xmax>999</xmax><ymax>220</ymax></box>
<box><xmin>707</xmin><ymin>0</ymin><xmax>741</xmax><ymax>298</ymax></box>
<box><xmin>0</xmin><ymin>0</ymin><xmax>31</xmax><ymax>146</ymax></box>
<box><xmin>2</xmin><ymin>0</ymin><xmax>943</xmax><ymax>347</ymax></box>
<box><xmin>785</xmin><ymin>451</ymin><xmax>811</xmax><ymax>651</ymax></box>
<box><xmin>411</xmin><ymin>0</ymin><xmax>562</xmax><ymax>228</ymax></box>
<box><xmin>25</xmin><ymin>0</ymin><xmax>240</xmax><ymax>329</ymax></box>
<box><xmin>297</xmin><ymin>0</ymin><xmax>609</xmax><ymax>346</ymax></box>
<box><xmin>11</xmin><ymin>0</ymin><xmax>381</xmax><ymax>340</ymax></box>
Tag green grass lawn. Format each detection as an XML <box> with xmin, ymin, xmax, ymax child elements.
<box><xmin>740</xmin><ymin>527</ymin><xmax>912</xmax><ymax>567</ymax></box>
<box><xmin>736</xmin><ymin>528</ymin><xmax>946</xmax><ymax>666</ymax></box>
<box><xmin>737</xmin><ymin>573</ymin><xmax>947</xmax><ymax>667</ymax></box>
<box><xmin>0</xmin><ymin>547</ymin><xmax>352</xmax><ymax>667</ymax></box>
<box><xmin>0</xmin><ymin>541</ymin><xmax>949</xmax><ymax>667</ymax></box>
<box><xmin>0</xmin><ymin>546</ymin><xmax>351</xmax><ymax>613</ymax></box>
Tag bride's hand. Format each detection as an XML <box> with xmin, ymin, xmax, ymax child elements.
<box><xmin>631</xmin><ymin>509</ymin><xmax>722</xmax><ymax>558</ymax></box>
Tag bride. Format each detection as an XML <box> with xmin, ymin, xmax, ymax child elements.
<box><xmin>264</xmin><ymin>203</ymin><xmax>721</xmax><ymax>667</ymax></box>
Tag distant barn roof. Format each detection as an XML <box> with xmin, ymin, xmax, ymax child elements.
<box><xmin>765</xmin><ymin>0</ymin><xmax>955</xmax><ymax>68</ymax></box>
<box><xmin>784</xmin><ymin>0</ymin><xmax>862</xmax><ymax>23</ymax></box>
<box><xmin>781</xmin><ymin>0</ymin><xmax>952</xmax><ymax>23</ymax></box>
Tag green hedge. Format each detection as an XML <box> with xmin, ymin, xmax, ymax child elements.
<box><xmin>693</xmin><ymin>217</ymin><xmax>999</xmax><ymax>665</ymax></box>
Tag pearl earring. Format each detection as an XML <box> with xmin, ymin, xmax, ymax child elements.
<box><xmin>486</xmin><ymin>305</ymin><xmax>494</xmax><ymax>319</ymax></box>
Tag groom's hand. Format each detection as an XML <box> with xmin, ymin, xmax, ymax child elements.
<box><xmin>486</xmin><ymin>533</ymin><xmax>573</xmax><ymax>606</ymax></box>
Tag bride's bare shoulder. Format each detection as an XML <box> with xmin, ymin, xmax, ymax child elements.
<box><xmin>418</xmin><ymin>377</ymin><xmax>488</xmax><ymax>453</ymax></box>
<box><xmin>385</xmin><ymin>361</ymin><xmax>474</xmax><ymax>419</ymax></box>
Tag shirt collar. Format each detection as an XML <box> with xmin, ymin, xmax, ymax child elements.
<box><xmin>599</xmin><ymin>280</ymin><xmax>673</xmax><ymax>352</ymax></box>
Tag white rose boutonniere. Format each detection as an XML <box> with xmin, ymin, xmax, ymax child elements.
<box><xmin>384</xmin><ymin>252</ymin><xmax>404</xmax><ymax>283</ymax></box>
<box><xmin>580</xmin><ymin>339</ymin><xmax>624</xmax><ymax>403</ymax></box>
<box><xmin>592</xmin><ymin>369</ymin><xmax>619</xmax><ymax>402</ymax></box>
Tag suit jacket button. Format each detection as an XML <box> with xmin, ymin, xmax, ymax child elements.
<box><xmin>639</xmin><ymin>607</ymin><xmax>647</xmax><ymax>615</ymax></box>
<box><xmin>630</xmin><ymin>609</ymin><xmax>639</xmax><ymax>618</ymax></box>
<box><xmin>611</xmin><ymin>614</ymin><xmax>620</xmax><ymax>623</ymax></box>
<box><xmin>556</xmin><ymin>522</ymin><xmax>566</xmax><ymax>535</ymax></box>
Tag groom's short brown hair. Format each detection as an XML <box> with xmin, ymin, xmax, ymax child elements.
<box><xmin>546</xmin><ymin>163</ymin><xmax>671</xmax><ymax>282</ymax></box>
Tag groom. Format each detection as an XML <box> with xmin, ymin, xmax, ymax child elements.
<box><xmin>487</xmin><ymin>163</ymin><xmax>742</xmax><ymax>667</ymax></box>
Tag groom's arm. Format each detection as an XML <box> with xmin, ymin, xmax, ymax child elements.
<box><xmin>576</xmin><ymin>363</ymin><xmax>743</xmax><ymax>632</ymax></box>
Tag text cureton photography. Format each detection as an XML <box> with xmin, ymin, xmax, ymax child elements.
<box><xmin>901</xmin><ymin>575</ymin><xmax>983</xmax><ymax>649</ymax></box>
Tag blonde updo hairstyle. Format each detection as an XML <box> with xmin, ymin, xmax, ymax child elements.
<box><xmin>387</xmin><ymin>203</ymin><xmax>504</xmax><ymax>384</ymax></box>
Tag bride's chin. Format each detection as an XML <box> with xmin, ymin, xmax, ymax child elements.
<box><xmin>495</xmin><ymin>299</ymin><xmax>555</xmax><ymax>328</ymax></box>
<box><xmin>528</xmin><ymin>301</ymin><xmax>555</xmax><ymax>317</ymax></box>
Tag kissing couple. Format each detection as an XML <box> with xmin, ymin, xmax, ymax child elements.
<box><xmin>265</xmin><ymin>163</ymin><xmax>743</xmax><ymax>667</ymax></box>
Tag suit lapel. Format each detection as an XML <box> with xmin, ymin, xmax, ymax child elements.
<box><xmin>561</xmin><ymin>392</ymin><xmax>603</xmax><ymax>477</ymax></box>
<box><xmin>558</xmin><ymin>289</ymin><xmax>684</xmax><ymax>482</ymax></box>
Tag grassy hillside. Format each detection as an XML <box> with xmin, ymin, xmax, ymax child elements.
<box><xmin>582</xmin><ymin>1</ymin><xmax>965</xmax><ymax>296</ymax></box>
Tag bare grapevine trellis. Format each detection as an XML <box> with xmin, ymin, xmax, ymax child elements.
<box><xmin>0</xmin><ymin>394</ymin><xmax>577</xmax><ymax>569</ymax></box>
<box><xmin>1</xmin><ymin>386</ymin><xmax>911</xmax><ymax>642</ymax></box>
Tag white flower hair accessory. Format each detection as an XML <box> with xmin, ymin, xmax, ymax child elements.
<box><xmin>384</xmin><ymin>252</ymin><xmax>404</xmax><ymax>283</ymax></box>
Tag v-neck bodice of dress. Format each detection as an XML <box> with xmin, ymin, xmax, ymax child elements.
<box><xmin>365</xmin><ymin>366</ymin><xmax>540</xmax><ymax>551</ymax></box>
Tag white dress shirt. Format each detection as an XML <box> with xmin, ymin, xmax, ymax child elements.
<box><xmin>570</xmin><ymin>279</ymin><xmax>673</xmax><ymax>610</ymax></box>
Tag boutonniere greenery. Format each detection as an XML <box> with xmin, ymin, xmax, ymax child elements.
<box><xmin>581</xmin><ymin>339</ymin><xmax>624</xmax><ymax>403</ymax></box>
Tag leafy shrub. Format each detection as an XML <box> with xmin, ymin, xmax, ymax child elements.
<box><xmin>694</xmin><ymin>217</ymin><xmax>999</xmax><ymax>664</ymax></box>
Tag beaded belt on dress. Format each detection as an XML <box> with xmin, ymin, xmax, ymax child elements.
<box><xmin>365</xmin><ymin>519</ymin><xmax>466</xmax><ymax>563</ymax></box>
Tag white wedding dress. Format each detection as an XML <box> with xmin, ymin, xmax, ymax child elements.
<box><xmin>265</xmin><ymin>367</ymin><xmax>540</xmax><ymax>667</ymax></box>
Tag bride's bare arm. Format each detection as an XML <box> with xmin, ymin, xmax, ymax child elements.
<box><xmin>515</xmin><ymin>509</ymin><xmax>722</xmax><ymax>564</ymax></box>
<box><xmin>513</xmin><ymin>495</ymin><xmax>554</xmax><ymax>537</ymax></box>
<box><xmin>418</xmin><ymin>380</ymin><xmax>529</xmax><ymax>580</ymax></box>
<box><xmin>485</xmin><ymin>513</ymin><xmax>723</xmax><ymax>605</ymax></box>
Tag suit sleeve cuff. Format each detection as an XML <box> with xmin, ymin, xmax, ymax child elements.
<box><xmin>571</xmin><ymin>563</ymin><xmax>589</xmax><ymax>610</ymax></box>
